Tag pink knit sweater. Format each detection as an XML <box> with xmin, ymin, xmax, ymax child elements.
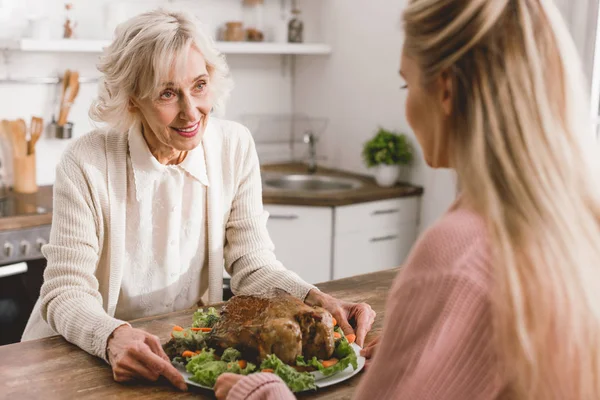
<box><xmin>227</xmin><ymin>207</ymin><xmax>506</xmax><ymax>400</ymax></box>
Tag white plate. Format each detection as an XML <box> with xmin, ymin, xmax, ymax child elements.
<box><xmin>175</xmin><ymin>343</ymin><xmax>366</xmax><ymax>392</ymax></box>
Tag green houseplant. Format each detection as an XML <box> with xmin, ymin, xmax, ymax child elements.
<box><xmin>362</xmin><ymin>128</ymin><xmax>413</xmax><ymax>187</ymax></box>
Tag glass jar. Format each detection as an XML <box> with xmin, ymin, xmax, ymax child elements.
<box><xmin>288</xmin><ymin>7</ymin><xmax>303</xmax><ymax>43</ymax></box>
<box><xmin>224</xmin><ymin>21</ymin><xmax>244</xmax><ymax>42</ymax></box>
<box><xmin>242</xmin><ymin>0</ymin><xmax>264</xmax><ymax>42</ymax></box>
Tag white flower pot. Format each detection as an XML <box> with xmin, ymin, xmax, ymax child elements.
<box><xmin>374</xmin><ymin>165</ymin><xmax>400</xmax><ymax>187</ymax></box>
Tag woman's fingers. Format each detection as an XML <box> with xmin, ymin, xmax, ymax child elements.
<box><xmin>360</xmin><ymin>335</ymin><xmax>381</xmax><ymax>359</ymax></box>
<box><xmin>336</xmin><ymin>313</ymin><xmax>356</xmax><ymax>337</ymax></box>
<box><xmin>134</xmin><ymin>344</ymin><xmax>187</xmax><ymax>391</ymax></box>
<box><xmin>215</xmin><ymin>373</ymin><xmax>243</xmax><ymax>400</ymax></box>
<box><xmin>360</xmin><ymin>342</ymin><xmax>378</xmax><ymax>359</ymax></box>
<box><xmin>352</xmin><ymin>304</ymin><xmax>376</xmax><ymax>347</ymax></box>
<box><xmin>112</xmin><ymin>366</ymin><xmax>134</xmax><ymax>382</ymax></box>
<box><xmin>145</xmin><ymin>333</ymin><xmax>170</xmax><ymax>362</ymax></box>
<box><xmin>121</xmin><ymin>356</ymin><xmax>161</xmax><ymax>381</ymax></box>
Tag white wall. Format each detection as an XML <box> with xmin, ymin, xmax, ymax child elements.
<box><xmin>0</xmin><ymin>0</ymin><xmax>305</xmax><ymax>185</ymax></box>
<box><xmin>292</xmin><ymin>0</ymin><xmax>456</xmax><ymax>233</ymax></box>
<box><xmin>555</xmin><ymin>0</ymin><xmax>599</xmax><ymax>84</ymax></box>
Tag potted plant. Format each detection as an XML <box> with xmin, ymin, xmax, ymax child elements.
<box><xmin>362</xmin><ymin>127</ymin><xmax>413</xmax><ymax>187</ymax></box>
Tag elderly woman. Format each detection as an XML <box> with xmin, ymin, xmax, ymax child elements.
<box><xmin>21</xmin><ymin>9</ymin><xmax>375</xmax><ymax>391</ymax></box>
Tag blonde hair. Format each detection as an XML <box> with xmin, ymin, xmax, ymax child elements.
<box><xmin>90</xmin><ymin>9</ymin><xmax>234</xmax><ymax>132</ymax></box>
<box><xmin>403</xmin><ymin>0</ymin><xmax>600</xmax><ymax>398</ymax></box>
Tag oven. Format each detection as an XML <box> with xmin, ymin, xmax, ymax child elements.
<box><xmin>0</xmin><ymin>189</ymin><xmax>52</xmax><ymax>345</ymax></box>
<box><xmin>0</xmin><ymin>225</ymin><xmax>50</xmax><ymax>345</ymax></box>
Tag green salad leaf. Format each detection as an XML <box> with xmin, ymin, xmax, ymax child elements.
<box><xmin>192</xmin><ymin>307</ymin><xmax>220</xmax><ymax>328</ymax></box>
<box><xmin>333</xmin><ymin>327</ymin><xmax>358</xmax><ymax>370</ymax></box>
<box><xmin>163</xmin><ymin>328</ymin><xmax>207</xmax><ymax>361</ymax></box>
<box><xmin>261</xmin><ymin>354</ymin><xmax>316</xmax><ymax>392</ymax></box>
<box><xmin>226</xmin><ymin>360</ymin><xmax>257</xmax><ymax>375</ymax></box>
<box><xmin>186</xmin><ymin>349</ymin><xmax>227</xmax><ymax>387</ymax></box>
<box><xmin>295</xmin><ymin>327</ymin><xmax>358</xmax><ymax>377</ymax></box>
<box><xmin>185</xmin><ymin>348</ymin><xmax>256</xmax><ymax>387</ymax></box>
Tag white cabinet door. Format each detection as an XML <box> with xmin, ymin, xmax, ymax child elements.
<box><xmin>333</xmin><ymin>223</ymin><xmax>417</xmax><ymax>279</ymax></box>
<box><xmin>264</xmin><ymin>205</ymin><xmax>333</xmax><ymax>284</ymax></box>
<box><xmin>333</xmin><ymin>198</ymin><xmax>419</xmax><ymax>279</ymax></box>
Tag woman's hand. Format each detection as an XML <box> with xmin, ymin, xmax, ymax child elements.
<box><xmin>360</xmin><ymin>335</ymin><xmax>381</xmax><ymax>369</ymax></box>
<box><xmin>305</xmin><ymin>289</ymin><xmax>376</xmax><ymax>347</ymax></box>
<box><xmin>107</xmin><ymin>325</ymin><xmax>187</xmax><ymax>391</ymax></box>
<box><xmin>215</xmin><ymin>373</ymin><xmax>245</xmax><ymax>400</ymax></box>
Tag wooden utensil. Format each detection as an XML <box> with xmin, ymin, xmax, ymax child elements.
<box><xmin>10</xmin><ymin>119</ymin><xmax>27</xmax><ymax>158</ymax></box>
<box><xmin>59</xmin><ymin>69</ymin><xmax>71</xmax><ymax>110</ymax></box>
<box><xmin>58</xmin><ymin>70</ymin><xmax>79</xmax><ymax>126</ymax></box>
<box><xmin>28</xmin><ymin>116</ymin><xmax>43</xmax><ymax>155</ymax></box>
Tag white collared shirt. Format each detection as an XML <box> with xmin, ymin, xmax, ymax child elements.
<box><xmin>114</xmin><ymin>125</ymin><xmax>210</xmax><ymax>321</ymax></box>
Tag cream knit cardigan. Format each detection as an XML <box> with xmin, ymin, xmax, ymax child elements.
<box><xmin>21</xmin><ymin>118</ymin><xmax>315</xmax><ymax>361</ymax></box>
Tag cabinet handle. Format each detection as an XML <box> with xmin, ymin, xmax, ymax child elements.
<box><xmin>372</xmin><ymin>209</ymin><xmax>399</xmax><ymax>216</ymax></box>
<box><xmin>370</xmin><ymin>235</ymin><xmax>398</xmax><ymax>243</ymax></box>
<box><xmin>270</xmin><ymin>215</ymin><xmax>299</xmax><ymax>220</ymax></box>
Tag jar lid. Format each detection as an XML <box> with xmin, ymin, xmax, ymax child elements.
<box><xmin>243</xmin><ymin>0</ymin><xmax>264</xmax><ymax>5</ymax></box>
<box><xmin>226</xmin><ymin>21</ymin><xmax>243</xmax><ymax>27</ymax></box>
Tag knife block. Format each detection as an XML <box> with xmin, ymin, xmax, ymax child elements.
<box><xmin>13</xmin><ymin>154</ymin><xmax>37</xmax><ymax>194</ymax></box>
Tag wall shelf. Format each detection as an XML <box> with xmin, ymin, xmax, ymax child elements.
<box><xmin>0</xmin><ymin>39</ymin><xmax>332</xmax><ymax>55</ymax></box>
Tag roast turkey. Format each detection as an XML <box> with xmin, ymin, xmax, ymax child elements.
<box><xmin>208</xmin><ymin>290</ymin><xmax>335</xmax><ymax>365</ymax></box>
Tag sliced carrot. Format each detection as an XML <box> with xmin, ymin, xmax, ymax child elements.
<box><xmin>238</xmin><ymin>360</ymin><xmax>247</xmax><ymax>369</ymax></box>
<box><xmin>333</xmin><ymin>332</ymin><xmax>342</xmax><ymax>340</ymax></box>
<box><xmin>191</xmin><ymin>327</ymin><xmax>212</xmax><ymax>332</ymax></box>
<box><xmin>182</xmin><ymin>350</ymin><xmax>195</xmax><ymax>358</ymax></box>
<box><xmin>172</xmin><ymin>325</ymin><xmax>184</xmax><ymax>332</ymax></box>
<box><xmin>195</xmin><ymin>350</ymin><xmax>202</xmax><ymax>355</ymax></box>
<box><xmin>332</xmin><ymin>317</ymin><xmax>337</xmax><ymax>326</ymax></box>
<box><xmin>261</xmin><ymin>368</ymin><xmax>274</xmax><ymax>373</ymax></box>
<box><xmin>322</xmin><ymin>358</ymin><xmax>339</xmax><ymax>368</ymax></box>
<box><xmin>346</xmin><ymin>334</ymin><xmax>356</xmax><ymax>344</ymax></box>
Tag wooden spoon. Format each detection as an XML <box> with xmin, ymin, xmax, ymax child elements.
<box><xmin>58</xmin><ymin>71</ymin><xmax>79</xmax><ymax>126</ymax></box>
<box><xmin>10</xmin><ymin>119</ymin><xmax>27</xmax><ymax>158</ymax></box>
<box><xmin>29</xmin><ymin>116</ymin><xmax>43</xmax><ymax>155</ymax></box>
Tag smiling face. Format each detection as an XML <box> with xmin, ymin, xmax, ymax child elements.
<box><xmin>131</xmin><ymin>45</ymin><xmax>213</xmax><ymax>164</ymax></box>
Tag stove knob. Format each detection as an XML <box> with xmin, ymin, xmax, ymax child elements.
<box><xmin>36</xmin><ymin>238</ymin><xmax>47</xmax><ymax>252</ymax></box>
<box><xmin>4</xmin><ymin>242</ymin><xmax>14</xmax><ymax>258</ymax></box>
<box><xmin>20</xmin><ymin>240</ymin><xmax>31</xmax><ymax>256</ymax></box>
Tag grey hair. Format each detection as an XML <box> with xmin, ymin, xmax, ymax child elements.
<box><xmin>89</xmin><ymin>9</ymin><xmax>234</xmax><ymax>132</ymax></box>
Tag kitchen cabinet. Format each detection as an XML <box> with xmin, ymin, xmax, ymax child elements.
<box><xmin>265</xmin><ymin>197</ymin><xmax>420</xmax><ymax>283</ymax></box>
<box><xmin>264</xmin><ymin>204</ymin><xmax>332</xmax><ymax>284</ymax></box>
<box><xmin>333</xmin><ymin>198</ymin><xmax>419</xmax><ymax>279</ymax></box>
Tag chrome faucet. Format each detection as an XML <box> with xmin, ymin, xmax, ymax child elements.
<box><xmin>303</xmin><ymin>131</ymin><xmax>317</xmax><ymax>174</ymax></box>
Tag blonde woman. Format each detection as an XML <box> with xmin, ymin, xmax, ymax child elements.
<box><xmin>214</xmin><ymin>0</ymin><xmax>600</xmax><ymax>399</ymax></box>
<box><xmin>20</xmin><ymin>9</ymin><xmax>375</xmax><ymax>391</ymax></box>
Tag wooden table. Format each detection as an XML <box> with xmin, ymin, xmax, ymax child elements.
<box><xmin>0</xmin><ymin>269</ymin><xmax>399</xmax><ymax>400</ymax></box>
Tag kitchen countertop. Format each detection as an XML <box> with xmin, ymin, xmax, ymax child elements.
<box><xmin>0</xmin><ymin>164</ymin><xmax>423</xmax><ymax>231</ymax></box>
<box><xmin>0</xmin><ymin>186</ymin><xmax>53</xmax><ymax>231</ymax></box>
<box><xmin>262</xmin><ymin>163</ymin><xmax>423</xmax><ymax>207</ymax></box>
<box><xmin>0</xmin><ymin>268</ymin><xmax>398</xmax><ymax>399</ymax></box>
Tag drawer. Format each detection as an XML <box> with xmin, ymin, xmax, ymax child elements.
<box><xmin>264</xmin><ymin>205</ymin><xmax>333</xmax><ymax>284</ymax></box>
<box><xmin>335</xmin><ymin>197</ymin><xmax>419</xmax><ymax>235</ymax></box>
<box><xmin>333</xmin><ymin>222</ymin><xmax>417</xmax><ymax>280</ymax></box>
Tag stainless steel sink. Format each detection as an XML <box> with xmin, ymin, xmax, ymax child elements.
<box><xmin>263</xmin><ymin>174</ymin><xmax>363</xmax><ymax>192</ymax></box>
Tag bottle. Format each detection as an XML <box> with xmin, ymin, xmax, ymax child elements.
<box><xmin>288</xmin><ymin>7</ymin><xmax>303</xmax><ymax>43</ymax></box>
<box><xmin>242</xmin><ymin>0</ymin><xmax>265</xmax><ymax>42</ymax></box>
